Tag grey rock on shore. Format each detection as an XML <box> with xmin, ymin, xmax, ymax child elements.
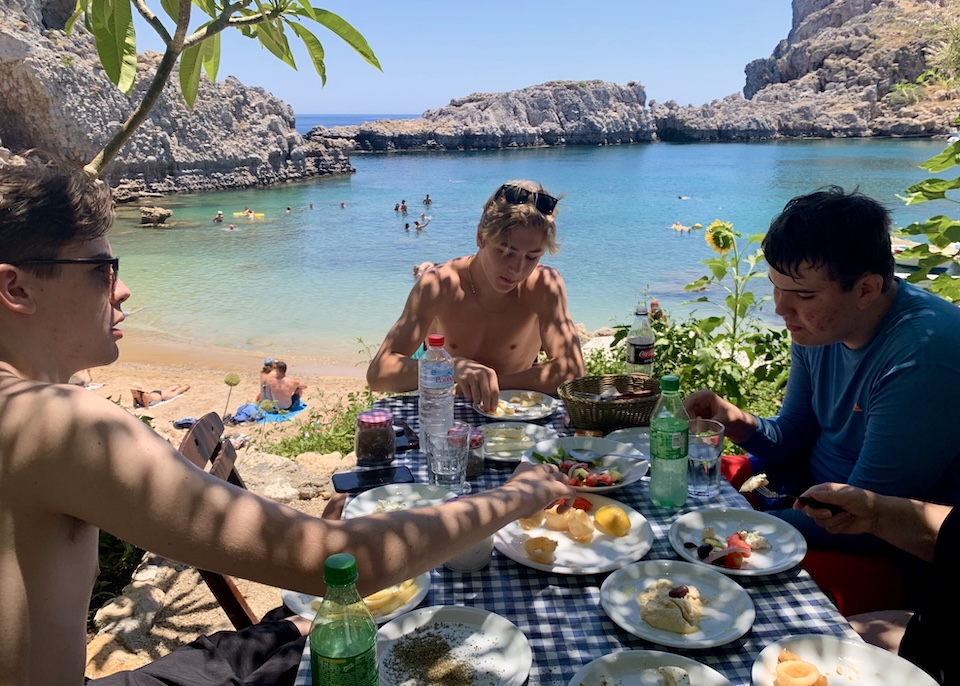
<box><xmin>0</xmin><ymin>0</ymin><xmax>353</xmax><ymax>196</ymax></box>
<box><xmin>3</xmin><ymin>0</ymin><xmax>960</xmax><ymax>195</ymax></box>
<box><xmin>315</xmin><ymin>0</ymin><xmax>960</xmax><ymax>151</ymax></box>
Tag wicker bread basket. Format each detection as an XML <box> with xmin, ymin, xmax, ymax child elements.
<box><xmin>557</xmin><ymin>374</ymin><xmax>661</xmax><ymax>431</ymax></box>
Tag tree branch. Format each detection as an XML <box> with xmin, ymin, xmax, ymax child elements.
<box><xmin>131</xmin><ymin>0</ymin><xmax>171</xmax><ymax>45</ymax></box>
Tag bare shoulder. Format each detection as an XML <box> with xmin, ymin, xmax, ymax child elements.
<box><xmin>413</xmin><ymin>256</ymin><xmax>468</xmax><ymax>299</ymax></box>
<box><xmin>0</xmin><ymin>376</ymin><xmax>157</xmax><ymax>470</ymax></box>
<box><xmin>525</xmin><ymin>264</ymin><xmax>567</xmax><ymax>298</ymax></box>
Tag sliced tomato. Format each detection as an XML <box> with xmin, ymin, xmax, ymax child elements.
<box><xmin>568</xmin><ymin>476</ymin><xmax>582</xmax><ymax>487</ymax></box>
<box><xmin>723</xmin><ymin>552</ymin><xmax>745</xmax><ymax>569</ymax></box>
<box><xmin>572</xmin><ymin>496</ymin><xmax>593</xmax><ymax>511</ymax></box>
<box><xmin>584</xmin><ymin>473</ymin><xmax>601</xmax><ymax>487</ymax></box>
<box><xmin>593</xmin><ymin>473</ymin><xmax>614</xmax><ymax>486</ymax></box>
<box><xmin>726</xmin><ymin>532</ymin><xmax>752</xmax><ymax>556</ymax></box>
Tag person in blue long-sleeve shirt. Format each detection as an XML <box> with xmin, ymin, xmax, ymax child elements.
<box><xmin>685</xmin><ymin>186</ymin><xmax>960</xmax><ymax>551</ymax></box>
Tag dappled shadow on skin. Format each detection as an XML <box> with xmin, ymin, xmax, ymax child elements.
<box><xmin>3</xmin><ymin>374</ymin><xmax>560</xmax><ymax>680</ymax></box>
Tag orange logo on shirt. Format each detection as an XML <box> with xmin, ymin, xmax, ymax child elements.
<box><xmin>853</xmin><ymin>403</ymin><xmax>863</xmax><ymax>412</ymax></box>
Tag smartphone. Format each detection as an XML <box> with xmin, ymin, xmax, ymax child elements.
<box><xmin>332</xmin><ymin>466</ymin><xmax>415</xmax><ymax>494</ymax></box>
<box><xmin>394</xmin><ymin>421</ymin><xmax>419</xmax><ymax>452</ymax></box>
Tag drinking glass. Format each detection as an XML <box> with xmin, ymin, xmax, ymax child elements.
<box><xmin>424</xmin><ymin>421</ymin><xmax>471</xmax><ymax>495</ymax></box>
<box><xmin>687</xmin><ymin>419</ymin><xmax>725</xmax><ymax>498</ymax></box>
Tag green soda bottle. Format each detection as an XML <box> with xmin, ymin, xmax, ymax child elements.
<box><xmin>649</xmin><ymin>375</ymin><xmax>689</xmax><ymax>509</ymax></box>
<box><xmin>309</xmin><ymin>553</ymin><xmax>379</xmax><ymax>686</ymax></box>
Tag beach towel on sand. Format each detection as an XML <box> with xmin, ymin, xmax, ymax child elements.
<box><xmin>229</xmin><ymin>403</ymin><xmax>264</xmax><ymax>423</ymax></box>
<box><xmin>256</xmin><ymin>398</ymin><xmax>307</xmax><ymax>424</ymax></box>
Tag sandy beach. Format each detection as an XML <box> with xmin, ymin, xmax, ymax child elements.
<box><xmin>91</xmin><ymin>329</ymin><xmax>369</xmax><ymax>447</ymax></box>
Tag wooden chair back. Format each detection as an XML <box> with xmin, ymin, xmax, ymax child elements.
<box><xmin>177</xmin><ymin>412</ymin><xmax>258</xmax><ymax>630</ymax></box>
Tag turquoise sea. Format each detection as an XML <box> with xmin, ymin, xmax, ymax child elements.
<box><xmin>110</xmin><ymin>118</ymin><xmax>947</xmax><ymax>366</ymax></box>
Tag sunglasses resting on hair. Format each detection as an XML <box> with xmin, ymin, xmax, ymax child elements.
<box><xmin>496</xmin><ymin>184</ymin><xmax>558</xmax><ymax>215</ymax></box>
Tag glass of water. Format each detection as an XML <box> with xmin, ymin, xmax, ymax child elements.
<box><xmin>687</xmin><ymin>419</ymin><xmax>725</xmax><ymax>498</ymax></box>
<box><xmin>424</xmin><ymin>421</ymin><xmax>471</xmax><ymax>495</ymax></box>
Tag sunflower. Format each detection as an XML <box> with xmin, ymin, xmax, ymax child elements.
<box><xmin>705</xmin><ymin>219</ymin><xmax>735</xmax><ymax>254</ymax></box>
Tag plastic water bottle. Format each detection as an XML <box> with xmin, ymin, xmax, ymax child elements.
<box><xmin>625</xmin><ymin>304</ymin><xmax>655</xmax><ymax>376</ymax></box>
<box><xmin>309</xmin><ymin>553</ymin><xmax>378</xmax><ymax>686</ymax></box>
<box><xmin>649</xmin><ymin>375</ymin><xmax>689</xmax><ymax>509</ymax></box>
<box><xmin>418</xmin><ymin>333</ymin><xmax>454</xmax><ymax>441</ymax></box>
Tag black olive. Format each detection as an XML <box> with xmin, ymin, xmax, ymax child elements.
<box><xmin>683</xmin><ymin>541</ymin><xmax>698</xmax><ymax>549</ymax></box>
<box><xmin>668</xmin><ymin>585</ymin><xmax>689</xmax><ymax>598</ymax></box>
<box><xmin>697</xmin><ymin>543</ymin><xmax>713</xmax><ymax>559</ymax></box>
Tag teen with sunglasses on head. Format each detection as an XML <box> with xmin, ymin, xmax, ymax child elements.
<box><xmin>0</xmin><ymin>166</ymin><xmax>575</xmax><ymax>685</ymax></box>
<box><xmin>367</xmin><ymin>179</ymin><xmax>585</xmax><ymax>413</ymax></box>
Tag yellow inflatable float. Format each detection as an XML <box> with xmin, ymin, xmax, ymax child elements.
<box><xmin>233</xmin><ymin>212</ymin><xmax>265</xmax><ymax>218</ymax></box>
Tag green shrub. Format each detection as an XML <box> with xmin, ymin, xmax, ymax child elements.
<box><xmin>265</xmin><ymin>387</ymin><xmax>380</xmax><ymax>457</ymax></box>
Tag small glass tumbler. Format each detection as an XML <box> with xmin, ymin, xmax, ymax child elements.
<box><xmin>443</xmin><ymin>534</ymin><xmax>494</xmax><ymax>572</ymax></box>
<box><xmin>424</xmin><ymin>421</ymin><xmax>470</xmax><ymax>495</ymax></box>
<box><xmin>687</xmin><ymin>418</ymin><xmax>725</xmax><ymax>498</ymax></box>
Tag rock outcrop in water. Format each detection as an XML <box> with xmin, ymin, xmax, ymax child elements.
<box><xmin>2</xmin><ymin>0</ymin><xmax>960</xmax><ymax>193</ymax></box>
<box><xmin>313</xmin><ymin>0</ymin><xmax>960</xmax><ymax>150</ymax></box>
<box><xmin>315</xmin><ymin>81</ymin><xmax>656</xmax><ymax>151</ymax></box>
<box><xmin>0</xmin><ymin>0</ymin><xmax>353</xmax><ymax>195</ymax></box>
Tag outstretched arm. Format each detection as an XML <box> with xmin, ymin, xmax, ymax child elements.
<box><xmin>35</xmin><ymin>384</ymin><xmax>573</xmax><ymax>597</ymax></box>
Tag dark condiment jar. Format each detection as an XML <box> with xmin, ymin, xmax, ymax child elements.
<box><xmin>355</xmin><ymin>410</ymin><xmax>395</xmax><ymax>468</ymax></box>
<box><xmin>466</xmin><ymin>427</ymin><xmax>485</xmax><ymax>478</ymax></box>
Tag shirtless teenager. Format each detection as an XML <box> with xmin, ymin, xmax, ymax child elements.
<box><xmin>366</xmin><ymin>180</ymin><xmax>585</xmax><ymax>412</ymax></box>
<box><xmin>0</xmin><ymin>166</ymin><xmax>573</xmax><ymax>686</ymax></box>
<box><xmin>263</xmin><ymin>360</ymin><xmax>307</xmax><ymax>409</ymax></box>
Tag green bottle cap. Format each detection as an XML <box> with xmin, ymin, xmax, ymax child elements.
<box><xmin>660</xmin><ymin>375</ymin><xmax>680</xmax><ymax>392</ymax></box>
<box><xmin>324</xmin><ymin>553</ymin><xmax>358</xmax><ymax>586</ymax></box>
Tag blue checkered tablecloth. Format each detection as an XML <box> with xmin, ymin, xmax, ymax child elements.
<box><xmin>294</xmin><ymin>395</ymin><xmax>859</xmax><ymax>686</ymax></box>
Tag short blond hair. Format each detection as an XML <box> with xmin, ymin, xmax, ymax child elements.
<box><xmin>476</xmin><ymin>179</ymin><xmax>559</xmax><ymax>254</ymax></box>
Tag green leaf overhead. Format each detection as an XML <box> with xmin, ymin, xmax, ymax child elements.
<box><xmin>90</xmin><ymin>0</ymin><xmax>137</xmax><ymax>95</ymax></box>
<box><xmin>178</xmin><ymin>41</ymin><xmax>204</xmax><ymax>108</ymax></box>
<box><xmin>287</xmin><ymin>21</ymin><xmax>326</xmax><ymax>83</ymax></box>
<box><xmin>295</xmin><ymin>7</ymin><xmax>381</xmax><ymax>70</ymax></box>
<box><xmin>72</xmin><ymin>1</ymin><xmax>379</xmax><ymax>177</ymax></box>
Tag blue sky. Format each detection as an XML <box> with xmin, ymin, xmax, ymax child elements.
<box><xmin>136</xmin><ymin>1</ymin><xmax>794</xmax><ymax>115</ymax></box>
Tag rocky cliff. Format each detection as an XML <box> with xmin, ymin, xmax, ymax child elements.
<box><xmin>0</xmin><ymin>0</ymin><xmax>353</xmax><ymax>195</ymax></box>
<box><xmin>3</xmin><ymin>0</ymin><xmax>960</xmax><ymax>192</ymax></box>
<box><xmin>316</xmin><ymin>80</ymin><xmax>656</xmax><ymax>151</ymax></box>
<box><xmin>314</xmin><ymin>0</ymin><xmax>960</xmax><ymax>150</ymax></box>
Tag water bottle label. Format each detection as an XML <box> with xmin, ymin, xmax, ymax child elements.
<box><xmin>626</xmin><ymin>337</ymin><xmax>654</xmax><ymax>365</ymax></box>
<box><xmin>420</xmin><ymin>361</ymin><xmax>454</xmax><ymax>391</ymax></box>
<box><xmin>311</xmin><ymin>645</ymin><xmax>378</xmax><ymax>685</ymax></box>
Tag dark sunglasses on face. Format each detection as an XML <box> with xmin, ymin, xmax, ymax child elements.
<box><xmin>10</xmin><ymin>256</ymin><xmax>120</xmax><ymax>292</ymax></box>
<box><xmin>495</xmin><ymin>184</ymin><xmax>558</xmax><ymax>215</ymax></box>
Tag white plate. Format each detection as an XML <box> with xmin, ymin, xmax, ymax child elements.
<box><xmin>600</xmin><ymin>559</ymin><xmax>755</xmax><ymax>649</ymax></box>
<box><xmin>522</xmin><ymin>436</ymin><xmax>649</xmax><ymax>493</ymax></box>
<box><xmin>567</xmin><ymin>650</ymin><xmax>732</xmax><ymax>686</ymax></box>
<box><xmin>280</xmin><ymin>571</ymin><xmax>431</xmax><ymax>625</ymax></box>
<box><xmin>605</xmin><ymin>426</ymin><xmax>651</xmax><ymax>456</ymax></box>
<box><xmin>473</xmin><ymin>389</ymin><xmax>557</xmax><ymax>421</ymax></box>
<box><xmin>341</xmin><ymin>483</ymin><xmax>455</xmax><ymax>519</ymax></box>
<box><xmin>752</xmin><ymin>634</ymin><xmax>940</xmax><ymax>686</ymax></box>
<box><xmin>481</xmin><ymin>421</ymin><xmax>558</xmax><ymax>462</ymax></box>
<box><xmin>494</xmin><ymin>492</ymin><xmax>654</xmax><ymax>574</ymax></box>
<box><xmin>669</xmin><ymin>508</ymin><xmax>807</xmax><ymax>576</ymax></box>
<box><xmin>377</xmin><ymin>605</ymin><xmax>532</xmax><ymax>686</ymax></box>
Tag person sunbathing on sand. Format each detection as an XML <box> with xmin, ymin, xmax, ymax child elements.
<box><xmin>0</xmin><ymin>166</ymin><xmax>574</xmax><ymax>685</ymax></box>
<box><xmin>131</xmin><ymin>383</ymin><xmax>191</xmax><ymax>408</ymax></box>
<box><xmin>262</xmin><ymin>360</ymin><xmax>306</xmax><ymax>410</ymax></box>
<box><xmin>367</xmin><ymin>179</ymin><xmax>584</xmax><ymax>413</ymax></box>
